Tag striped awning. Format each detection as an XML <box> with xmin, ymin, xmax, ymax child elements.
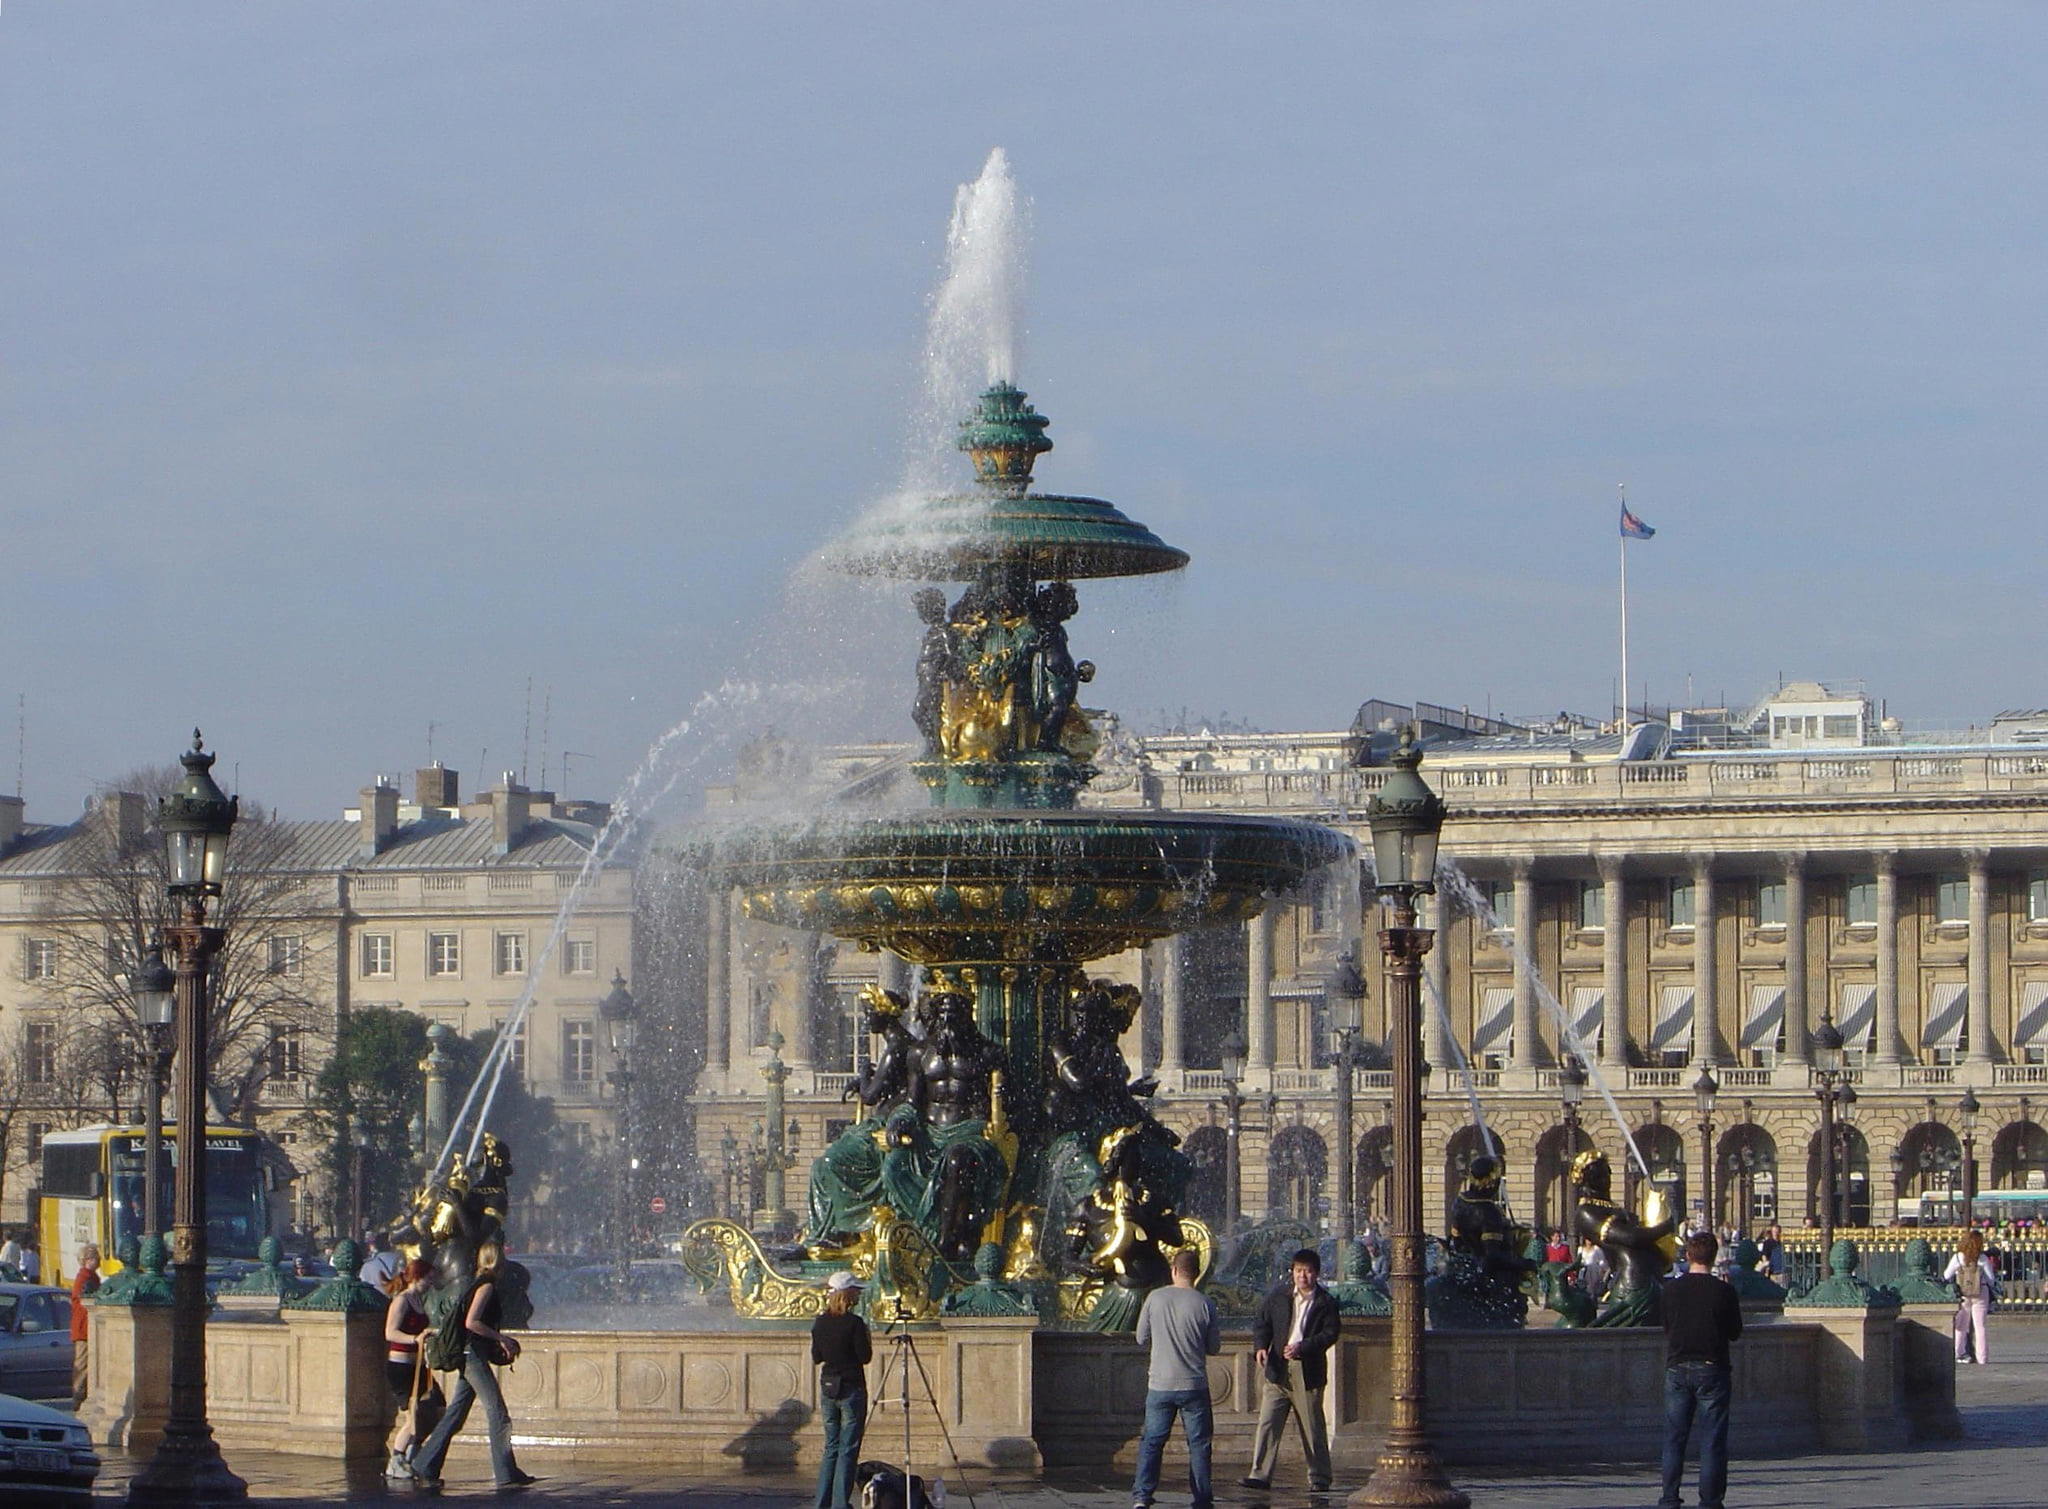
<box><xmin>1652</xmin><ymin>986</ymin><xmax>1695</xmax><ymax>1053</ymax></box>
<box><xmin>1741</xmin><ymin>985</ymin><xmax>1786</xmax><ymax>1049</ymax></box>
<box><xmin>2017</xmin><ymin>981</ymin><xmax>2048</xmax><ymax>1050</ymax></box>
<box><xmin>1569</xmin><ymin>986</ymin><xmax>1605</xmax><ymax>1050</ymax></box>
<box><xmin>1837</xmin><ymin>985</ymin><xmax>1877</xmax><ymax>1052</ymax></box>
<box><xmin>1474</xmin><ymin>987</ymin><xmax>1515</xmax><ymax>1056</ymax></box>
<box><xmin>1922</xmin><ymin>982</ymin><xmax>1968</xmax><ymax>1050</ymax></box>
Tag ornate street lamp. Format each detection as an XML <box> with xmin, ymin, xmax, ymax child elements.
<box><xmin>130</xmin><ymin>943</ymin><xmax>176</xmax><ymax>1241</ymax></box>
<box><xmin>1811</xmin><ymin>1014</ymin><xmax>1846</xmax><ymax>1279</ymax></box>
<box><xmin>1329</xmin><ymin>949</ymin><xmax>1367</xmax><ymax>1263</ymax></box>
<box><xmin>601</xmin><ymin>971</ymin><xmax>639</xmax><ymax>1286</ymax></box>
<box><xmin>348</xmin><ymin>1114</ymin><xmax>368</xmax><ymax>1240</ymax></box>
<box><xmin>1220</xmin><ymin>1029</ymin><xmax>1248</xmax><ymax>1239</ymax></box>
<box><xmin>719</xmin><ymin>1127</ymin><xmax>741</xmax><ymax>1219</ymax></box>
<box><xmin>1958</xmin><ymin>1088</ymin><xmax>1981</xmax><ymax>1226</ymax></box>
<box><xmin>1692</xmin><ymin>1066</ymin><xmax>1719</xmax><ymax>1233</ymax></box>
<box><xmin>129</xmin><ymin>733</ymin><xmax>245</xmax><ymax>1506</ymax></box>
<box><xmin>1353</xmin><ymin>727</ymin><xmax>1465</xmax><ymax>1509</ymax></box>
<box><xmin>756</xmin><ymin>1031</ymin><xmax>797</xmax><ymax>1236</ymax></box>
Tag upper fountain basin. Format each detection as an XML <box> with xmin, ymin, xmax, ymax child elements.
<box><xmin>825</xmin><ymin>490</ymin><xmax>1190</xmax><ymax>582</ymax></box>
<box><xmin>719</xmin><ymin>809</ymin><xmax>1352</xmax><ymax>964</ymax></box>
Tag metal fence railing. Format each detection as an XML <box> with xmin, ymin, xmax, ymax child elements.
<box><xmin>1778</xmin><ymin>1228</ymin><xmax>2048</xmax><ymax>1310</ymax></box>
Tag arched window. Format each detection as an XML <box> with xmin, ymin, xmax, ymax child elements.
<box><xmin>1807</xmin><ymin>1123</ymin><xmax>1871</xmax><ymax>1227</ymax></box>
<box><xmin>1355</xmin><ymin>1126</ymin><xmax>1394</xmax><ymax>1224</ymax></box>
<box><xmin>1992</xmin><ymin>1119</ymin><xmax>2048</xmax><ymax>1192</ymax></box>
<box><xmin>1715</xmin><ymin>1124</ymin><xmax>1778</xmax><ymax>1232</ymax></box>
<box><xmin>1631</xmin><ymin>1123</ymin><xmax>1689</xmax><ymax>1221</ymax></box>
<box><xmin>1182</xmin><ymin>1125</ymin><xmax>1229</xmax><ymax>1228</ymax></box>
<box><xmin>1268</xmin><ymin>1125</ymin><xmax>1328</xmax><ymax>1224</ymax></box>
<box><xmin>1443</xmin><ymin>1123</ymin><xmax>1506</xmax><ymax>1227</ymax></box>
<box><xmin>1533</xmin><ymin>1124</ymin><xmax>1599</xmax><ymax>1235</ymax></box>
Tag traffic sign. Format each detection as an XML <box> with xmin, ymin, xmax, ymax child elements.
<box><xmin>649</xmin><ymin>1196</ymin><xmax>668</xmax><ymax>1216</ymax></box>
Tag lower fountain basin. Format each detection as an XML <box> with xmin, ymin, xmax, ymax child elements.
<box><xmin>721</xmin><ymin>809</ymin><xmax>1352</xmax><ymax>962</ymax></box>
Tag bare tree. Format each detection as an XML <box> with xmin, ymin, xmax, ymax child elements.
<box><xmin>29</xmin><ymin>769</ymin><xmax>335</xmax><ymax>1125</ymax></box>
<box><xmin>0</xmin><ymin>1015</ymin><xmax>59</xmax><ymax>1215</ymax></box>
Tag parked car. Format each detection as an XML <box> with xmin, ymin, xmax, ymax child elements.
<box><xmin>0</xmin><ymin>1389</ymin><xmax>98</xmax><ymax>1499</ymax></box>
<box><xmin>0</xmin><ymin>1286</ymin><xmax>73</xmax><ymax>1400</ymax></box>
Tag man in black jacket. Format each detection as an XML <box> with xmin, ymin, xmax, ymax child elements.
<box><xmin>1242</xmin><ymin>1248</ymin><xmax>1340</xmax><ymax>1492</ymax></box>
<box><xmin>1656</xmin><ymin>1231</ymin><xmax>1743</xmax><ymax>1509</ymax></box>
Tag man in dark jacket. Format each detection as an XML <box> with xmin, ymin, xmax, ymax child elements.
<box><xmin>1656</xmin><ymin>1231</ymin><xmax>1743</xmax><ymax>1509</ymax></box>
<box><xmin>1242</xmin><ymin>1248</ymin><xmax>1340</xmax><ymax>1492</ymax></box>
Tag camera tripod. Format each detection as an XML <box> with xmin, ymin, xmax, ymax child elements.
<box><xmin>865</xmin><ymin>1306</ymin><xmax>978</xmax><ymax>1509</ymax></box>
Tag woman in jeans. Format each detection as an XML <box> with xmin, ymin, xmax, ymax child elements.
<box><xmin>1945</xmin><ymin>1228</ymin><xmax>2000</xmax><ymax>1363</ymax></box>
<box><xmin>811</xmin><ymin>1271</ymin><xmax>872</xmax><ymax>1509</ymax></box>
<box><xmin>411</xmin><ymin>1243</ymin><xmax>537</xmax><ymax>1489</ymax></box>
<box><xmin>382</xmin><ymin>1259</ymin><xmax>437</xmax><ymax>1481</ymax></box>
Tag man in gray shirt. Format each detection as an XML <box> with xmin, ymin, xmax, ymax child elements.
<box><xmin>1132</xmin><ymin>1248</ymin><xmax>1223</xmax><ymax>1509</ymax></box>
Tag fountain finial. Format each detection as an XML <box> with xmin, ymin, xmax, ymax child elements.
<box><xmin>958</xmin><ymin>381</ymin><xmax>1052</xmax><ymax>495</ymax></box>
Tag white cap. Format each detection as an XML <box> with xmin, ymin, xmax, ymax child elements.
<box><xmin>826</xmin><ymin>1270</ymin><xmax>864</xmax><ymax>1294</ymax></box>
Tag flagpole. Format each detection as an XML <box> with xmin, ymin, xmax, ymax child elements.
<box><xmin>1618</xmin><ymin>482</ymin><xmax>1630</xmax><ymax>730</ymax></box>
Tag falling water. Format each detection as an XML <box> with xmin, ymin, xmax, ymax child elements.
<box><xmin>1434</xmin><ymin>861</ymin><xmax>1654</xmax><ymax>1184</ymax></box>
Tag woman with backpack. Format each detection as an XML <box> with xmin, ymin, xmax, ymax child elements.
<box><xmin>382</xmin><ymin>1259</ymin><xmax>440</xmax><ymax>1482</ymax></box>
<box><xmin>811</xmin><ymin>1271</ymin><xmax>872</xmax><ymax>1509</ymax></box>
<box><xmin>410</xmin><ymin>1243</ymin><xmax>537</xmax><ymax>1490</ymax></box>
<box><xmin>1945</xmin><ymin>1228</ymin><xmax>2000</xmax><ymax>1364</ymax></box>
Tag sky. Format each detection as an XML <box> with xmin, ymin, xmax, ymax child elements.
<box><xmin>3</xmin><ymin>4</ymin><xmax>2046</xmax><ymax>820</ymax></box>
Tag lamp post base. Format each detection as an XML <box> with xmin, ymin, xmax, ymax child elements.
<box><xmin>127</xmin><ymin>1426</ymin><xmax>248</xmax><ymax>1505</ymax></box>
<box><xmin>1349</xmin><ymin>1446</ymin><xmax>1469</xmax><ymax>1509</ymax></box>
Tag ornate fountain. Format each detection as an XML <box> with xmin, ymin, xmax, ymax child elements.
<box><xmin>684</xmin><ymin>381</ymin><xmax>1351</xmax><ymax>1328</ymax></box>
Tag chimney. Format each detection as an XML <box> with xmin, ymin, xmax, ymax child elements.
<box><xmin>416</xmin><ymin>762</ymin><xmax>459</xmax><ymax>809</ymax></box>
<box><xmin>359</xmin><ymin>779</ymin><xmax>400</xmax><ymax>859</ymax></box>
<box><xmin>490</xmin><ymin>773</ymin><xmax>531</xmax><ymax>856</ymax></box>
<box><xmin>0</xmin><ymin>794</ymin><xmax>22</xmax><ymax>855</ymax></box>
<box><xmin>98</xmin><ymin>791</ymin><xmax>149</xmax><ymax>856</ymax></box>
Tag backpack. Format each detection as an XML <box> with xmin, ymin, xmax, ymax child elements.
<box><xmin>1958</xmin><ymin>1258</ymin><xmax>1982</xmax><ymax>1300</ymax></box>
<box><xmin>422</xmin><ymin>1279</ymin><xmax>480</xmax><ymax>1372</ymax></box>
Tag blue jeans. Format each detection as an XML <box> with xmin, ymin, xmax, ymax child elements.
<box><xmin>1660</xmin><ymin>1362</ymin><xmax>1730</xmax><ymax>1509</ymax></box>
<box><xmin>1132</xmin><ymin>1387</ymin><xmax>1213</xmax><ymax>1508</ymax></box>
<box><xmin>815</xmin><ymin>1390</ymin><xmax>867</xmax><ymax>1509</ymax></box>
<box><xmin>412</xmin><ymin>1352</ymin><xmax>519</xmax><ymax>1485</ymax></box>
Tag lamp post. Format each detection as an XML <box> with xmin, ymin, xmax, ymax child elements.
<box><xmin>1693</xmin><ymin>1067</ymin><xmax>1719</xmax><ymax>1233</ymax></box>
<box><xmin>131</xmin><ymin>943</ymin><xmax>176</xmax><ymax>1241</ymax></box>
<box><xmin>720</xmin><ymin>1128</ymin><xmax>741</xmax><ymax>1219</ymax></box>
<box><xmin>1330</xmin><ymin>949</ymin><xmax>1367</xmax><ymax>1261</ymax></box>
<box><xmin>348</xmin><ymin>1115</ymin><xmax>368</xmax><ymax>1241</ymax></box>
<box><xmin>1811</xmin><ymin>1014</ymin><xmax>1846</xmax><ymax>1278</ymax></box>
<box><xmin>1220</xmin><ymin>1030</ymin><xmax>1247</xmax><ymax>1239</ymax></box>
<box><xmin>1557</xmin><ymin>1056</ymin><xmax>1587</xmax><ymax>1233</ymax></box>
<box><xmin>1353</xmin><ymin>727</ymin><xmax>1466</xmax><ymax>1509</ymax></box>
<box><xmin>756</xmin><ymin>1031</ymin><xmax>797</xmax><ymax>1236</ymax></box>
<box><xmin>1958</xmin><ymin>1088</ymin><xmax>1981</xmax><ymax>1227</ymax></box>
<box><xmin>601</xmin><ymin>970</ymin><xmax>639</xmax><ymax>1287</ymax></box>
<box><xmin>129</xmin><ymin>733</ymin><xmax>245</xmax><ymax>1506</ymax></box>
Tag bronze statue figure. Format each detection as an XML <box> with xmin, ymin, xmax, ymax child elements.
<box><xmin>1426</xmin><ymin>1152</ymin><xmax>1531</xmax><ymax>1329</ymax></box>
<box><xmin>900</xmin><ymin>987</ymin><xmax>1012</xmax><ymax>1259</ymax></box>
<box><xmin>1570</xmin><ymin>1149</ymin><xmax>1676</xmax><ymax>1327</ymax></box>
<box><xmin>805</xmin><ymin>986</ymin><xmax>918</xmax><ymax>1249</ymax></box>
<box><xmin>1029</xmin><ymin>580</ymin><xmax>1094</xmax><ymax>754</ymax></box>
<box><xmin>911</xmin><ymin>588</ymin><xmax>959</xmax><ymax>757</ymax></box>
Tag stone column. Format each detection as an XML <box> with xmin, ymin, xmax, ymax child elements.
<box><xmin>781</xmin><ymin>932</ymin><xmax>819</xmax><ymax>1072</ymax></box>
<box><xmin>878</xmin><ymin>951</ymin><xmax>910</xmax><ymax>996</ymax></box>
<box><xmin>727</xmin><ymin>909</ymin><xmax>753</xmax><ymax>1070</ymax></box>
<box><xmin>1248</xmin><ymin>911</ymin><xmax>1275</xmax><ymax>1074</ymax></box>
<box><xmin>705</xmin><ymin>886</ymin><xmax>730</xmax><ymax>1078</ymax></box>
<box><xmin>1692</xmin><ymin>856</ymin><xmax>1718</xmax><ymax>1065</ymax></box>
<box><xmin>1600</xmin><ymin>854</ymin><xmax>1628</xmax><ymax>1070</ymax></box>
<box><xmin>1968</xmin><ymin>850</ymin><xmax>1995</xmax><ymax>1064</ymax></box>
<box><xmin>1158</xmin><ymin>935</ymin><xmax>1186</xmax><ymax>1075</ymax></box>
<box><xmin>1782</xmin><ymin>854</ymin><xmax>1811</xmax><ymax>1067</ymax></box>
<box><xmin>1424</xmin><ymin>892</ymin><xmax>1453</xmax><ymax>1072</ymax></box>
<box><xmin>1875</xmin><ymin>855</ymin><xmax>1902</xmax><ymax>1067</ymax></box>
<box><xmin>1512</xmin><ymin>861</ymin><xmax>1540</xmax><ymax>1068</ymax></box>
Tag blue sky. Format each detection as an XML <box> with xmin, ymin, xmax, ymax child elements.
<box><xmin>2</xmin><ymin>5</ymin><xmax>2044</xmax><ymax>816</ymax></box>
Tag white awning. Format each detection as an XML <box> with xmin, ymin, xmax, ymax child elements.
<box><xmin>1741</xmin><ymin>986</ymin><xmax>1786</xmax><ymax>1049</ymax></box>
<box><xmin>1651</xmin><ymin>986</ymin><xmax>1695</xmax><ymax>1052</ymax></box>
<box><xmin>1569</xmin><ymin>986</ymin><xmax>1605</xmax><ymax>1050</ymax></box>
<box><xmin>1922</xmin><ymin>982</ymin><xmax>1968</xmax><ymax>1050</ymax></box>
<box><xmin>1837</xmin><ymin>985</ymin><xmax>1877</xmax><ymax>1052</ymax></box>
<box><xmin>2017</xmin><ymin>981</ymin><xmax>2048</xmax><ymax>1050</ymax></box>
<box><xmin>1474</xmin><ymin>987</ymin><xmax>1515</xmax><ymax>1056</ymax></box>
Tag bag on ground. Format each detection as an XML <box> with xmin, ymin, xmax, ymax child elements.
<box><xmin>857</xmin><ymin>1462</ymin><xmax>938</xmax><ymax>1509</ymax></box>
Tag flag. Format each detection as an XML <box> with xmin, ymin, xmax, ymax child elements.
<box><xmin>1619</xmin><ymin>502</ymin><xmax>1655</xmax><ymax>539</ymax></box>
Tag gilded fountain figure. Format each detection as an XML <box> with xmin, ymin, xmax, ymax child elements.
<box><xmin>1569</xmin><ymin>1149</ymin><xmax>1677</xmax><ymax>1327</ymax></box>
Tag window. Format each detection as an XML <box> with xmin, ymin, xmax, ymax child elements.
<box><xmin>563</xmin><ymin>938</ymin><xmax>597</xmax><ymax>976</ymax></box>
<box><xmin>23</xmin><ymin>939</ymin><xmax>56</xmax><ymax>981</ymax></box>
<box><xmin>25</xmin><ymin>1122</ymin><xmax>47</xmax><ymax>1159</ymax></box>
<box><xmin>361</xmin><ymin>933</ymin><xmax>394</xmax><ymax>978</ymax></box>
<box><xmin>24</xmin><ymin>1021</ymin><xmax>58</xmax><ymax>1083</ymax></box>
<box><xmin>1577</xmin><ymin>881</ymin><xmax>1605</xmax><ymax>932</ymax></box>
<box><xmin>1474</xmin><ymin>987</ymin><xmax>1514</xmax><ymax>1071</ymax></box>
<box><xmin>1481</xmin><ymin>881</ymin><xmax>1514</xmax><ymax>933</ymax></box>
<box><xmin>2030</xmin><ymin>873</ymin><xmax>2048</xmax><ymax>924</ymax></box>
<box><xmin>1823</xmin><ymin>716</ymin><xmax>1858</xmax><ymax>739</ymax></box>
<box><xmin>1935</xmin><ymin>875</ymin><xmax>1969</xmax><ymax>926</ymax></box>
<box><xmin>268</xmin><ymin>935</ymin><xmax>303</xmax><ymax>976</ymax></box>
<box><xmin>494</xmin><ymin>933</ymin><xmax>527</xmax><ymax>977</ymax></box>
<box><xmin>428</xmin><ymin>933</ymin><xmax>462</xmax><ymax>977</ymax></box>
<box><xmin>493</xmin><ymin>1018</ymin><xmax>528</xmax><ymax>1081</ymax></box>
<box><xmin>1844</xmin><ymin>878</ymin><xmax>1878</xmax><ymax>928</ymax></box>
<box><xmin>1667</xmin><ymin>878</ymin><xmax>1695</xmax><ymax>929</ymax></box>
<box><xmin>1757</xmin><ymin>882</ymin><xmax>1787</xmax><ymax>928</ymax></box>
<box><xmin>563</xmin><ymin>1020</ymin><xmax>595</xmax><ymax>1083</ymax></box>
<box><xmin>269</xmin><ymin>1028</ymin><xmax>305</xmax><ymax>1085</ymax></box>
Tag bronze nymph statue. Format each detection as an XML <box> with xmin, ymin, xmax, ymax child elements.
<box><xmin>1570</xmin><ymin>1149</ymin><xmax>1675</xmax><ymax>1327</ymax></box>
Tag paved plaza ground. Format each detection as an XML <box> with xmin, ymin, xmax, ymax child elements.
<box><xmin>82</xmin><ymin>1323</ymin><xmax>2048</xmax><ymax>1508</ymax></box>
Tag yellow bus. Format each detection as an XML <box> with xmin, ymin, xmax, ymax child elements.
<box><xmin>38</xmin><ymin>1124</ymin><xmax>278</xmax><ymax>1279</ymax></box>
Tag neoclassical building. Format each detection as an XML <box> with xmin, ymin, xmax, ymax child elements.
<box><xmin>692</xmin><ymin>683</ymin><xmax>2048</xmax><ymax>1241</ymax></box>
